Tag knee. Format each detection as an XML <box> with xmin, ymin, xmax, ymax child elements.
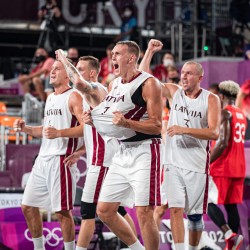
<box><xmin>96</xmin><ymin>203</ymin><xmax>116</xmax><ymax>223</ymax></box>
<box><xmin>81</xmin><ymin>202</ymin><xmax>97</xmax><ymax>220</ymax></box>
<box><xmin>136</xmin><ymin>206</ymin><xmax>154</xmax><ymax>223</ymax></box>
<box><xmin>56</xmin><ymin>210</ymin><xmax>72</xmax><ymax>222</ymax></box>
<box><xmin>170</xmin><ymin>207</ymin><xmax>183</xmax><ymax>216</ymax></box>
<box><xmin>154</xmin><ymin>207</ymin><xmax>166</xmax><ymax>219</ymax></box>
<box><xmin>187</xmin><ymin>214</ymin><xmax>204</xmax><ymax>231</ymax></box>
<box><xmin>21</xmin><ymin>204</ymin><xmax>32</xmax><ymax>216</ymax></box>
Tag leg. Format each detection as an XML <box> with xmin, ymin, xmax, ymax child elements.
<box><xmin>124</xmin><ymin>213</ymin><xmax>137</xmax><ymax>237</ymax></box>
<box><xmin>153</xmin><ymin>204</ymin><xmax>168</xmax><ymax>229</ymax></box>
<box><xmin>77</xmin><ymin>219</ymin><xmax>95</xmax><ymax>248</ymax></box>
<box><xmin>77</xmin><ymin>202</ymin><xmax>97</xmax><ymax>248</ymax></box>
<box><xmin>170</xmin><ymin>207</ymin><xmax>185</xmax><ymax>244</ymax></box>
<box><xmin>22</xmin><ymin>205</ymin><xmax>43</xmax><ymax>237</ymax></box>
<box><xmin>21</xmin><ymin>205</ymin><xmax>45</xmax><ymax>250</ymax></box>
<box><xmin>97</xmin><ymin>201</ymin><xmax>138</xmax><ymax>246</ymax></box>
<box><xmin>187</xmin><ymin>214</ymin><xmax>204</xmax><ymax>247</ymax></box>
<box><xmin>56</xmin><ymin>210</ymin><xmax>75</xmax><ymax>243</ymax></box>
<box><xmin>208</xmin><ymin>203</ymin><xmax>229</xmax><ymax>233</ymax></box>
<box><xmin>225</xmin><ymin>204</ymin><xmax>240</xmax><ymax>233</ymax></box>
<box><xmin>33</xmin><ymin>77</ymin><xmax>46</xmax><ymax>101</ymax></box>
<box><xmin>136</xmin><ymin>205</ymin><xmax>159</xmax><ymax>250</ymax></box>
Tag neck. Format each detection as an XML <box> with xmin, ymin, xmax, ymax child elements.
<box><xmin>184</xmin><ymin>88</ymin><xmax>202</xmax><ymax>99</ymax></box>
<box><xmin>121</xmin><ymin>69</ymin><xmax>139</xmax><ymax>83</ymax></box>
<box><xmin>54</xmin><ymin>85</ymin><xmax>71</xmax><ymax>95</ymax></box>
<box><xmin>224</xmin><ymin>98</ymin><xmax>235</xmax><ymax>107</ymax></box>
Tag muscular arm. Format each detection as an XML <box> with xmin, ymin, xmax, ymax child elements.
<box><xmin>167</xmin><ymin>93</ymin><xmax>221</xmax><ymax>140</ymax></box>
<box><xmin>210</xmin><ymin>110</ymin><xmax>231</xmax><ymax>163</ymax></box>
<box><xmin>113</xmin><ymin>77</ymin><xmax>162</xmax><ymax>134</ymax></box>
<box><xmin>56</xmin><ymin>49</ymin><xmax>92</xmax><ymax>92</ymax></box>
<box><xmin>139</xmin><ymin>39</ymin><xmax>163</xmax><ymax>73</ymax></box>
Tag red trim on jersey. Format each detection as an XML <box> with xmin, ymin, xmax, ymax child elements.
<box><xmin>60</xmin><ymin>155</ymin><xmax>73</xmax><ymax>210</ymax></box>
<box><xmin>121</xmin><ymin>72</ymin><xmax>142</xmax><ymax>84</ymax></box>
<box><xmin>149</xmin><ymin>142</ymin><xmax>161</xmax><ymax>206</ymax></box>
<box><xmin>93</xmin><ymin>166</ymin><xmax>108</xmax><ymax>203</ymax></box>
<box><xmin>66</xmin><ymin>115</ymin><xmax>79</xmax><ymax>155</ymax></box>
<box><xmin>124</xmin><ymin>105</ymin><xmax>147</xmax><ymax>121</ymax></box>
<box><xmin>91</xmin><ymin>127</ymin><xmax>105</xmax><ymax>166</ymax></box>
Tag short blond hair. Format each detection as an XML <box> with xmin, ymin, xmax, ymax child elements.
<box><xmin>219</xmin><ymin>80</ymin><xmax>240</xmax><ymax>98</ymax></box>
<box><xmin>184</xmin><ymin>61</ymin><xmax>204</xmax><ymax>76</ymax></box>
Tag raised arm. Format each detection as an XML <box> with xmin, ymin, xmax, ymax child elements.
<box><xmin>56</xmin><ymin>49</ymin><xmax>92</xmax><ymax>92</ymax></box>
<box><xmin>113</xmin><ymin>77</ymin><xmax>162</xmax><ymax>134</ymax></box>
<box><xmin>210</xmin><ymin>110</ymin><xmax>231</xmax><ymax>163</ymax></box>
<box><xmin>139</xmin><ymin>39</ymin><xmax>163</xmax><ymax>73</ymax></box>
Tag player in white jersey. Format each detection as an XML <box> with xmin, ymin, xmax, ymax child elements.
<box><xmin>83</xmin><ymin>41</ymin><xmax>162</xmax><ymax>250</ymax></box>
<box><xmin>44</xmin><ymin>53</ymin><xmax>138</xmax><ymax>250</ymax></box>
<box><xmin>13</xmin><ymin>59</ymin><xmax>84</xmax><ymax>250</ymax></box>
<box><xmin>139</xmin><ymin>39</ymin><xmax>221</xmax><ymax>250</ymax></box>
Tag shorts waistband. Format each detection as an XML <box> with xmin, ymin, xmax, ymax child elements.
<box><xmin>119</xmin><ymin>138</ymin><xmax>162</xmax><ymax>146</ymax></box>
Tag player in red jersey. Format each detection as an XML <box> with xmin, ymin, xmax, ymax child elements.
<box><xmin>208</xmin><ymin>80</ymin><xmax>247</xmax><ymax>250</ymax></box>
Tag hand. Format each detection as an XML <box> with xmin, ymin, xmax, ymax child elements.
<box><xmin>63</xmin><ymin>151</ymin><xmax>82</xmax><ymax>168</ymax></box>
<box><xmin>55</xmin><ymin>49</ymin><xmax>66</xmax><ymax>61</ymax></box>
<box><xmin>82</xmin><ymin>110</ymin><xmax>93</xmax><ymax>126</ymax></box>
<box><xmin>13</xmin><ymin>119</ymin><xmax>25</xmax><ymax>132</ymax></box>
<box><xmin>112</xmin><ymin>111</ymin><xmax>128</xmax><ymax>127</ymax></box>
<box><xmin>167</xmin><ymin>125</ymin><xmax>185</xmax><ymax>137</ymax></box>
<box><xmin>44</xmin><ymin>126</ymin><xmax>59</xmax><ymax>139</ymax></box>
<box><xmin>147</xmin><ymin>39</ymin><xmax>163</xmax><ymax>54</ymax></box>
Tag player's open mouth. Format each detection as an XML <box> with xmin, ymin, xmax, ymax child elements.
<box><xmin>113</xmin><ymin>64</ymin><xmax>119</xmax><ymax>70</ymax></box>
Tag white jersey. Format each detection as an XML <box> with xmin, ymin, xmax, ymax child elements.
<box><xmin>39</xmin><ymin>88</ymin><xmax>83</xmax><ymax>156</ymax></box>
<box><xmin>91</xmin><ymin>71</ymin><xmax>161</xmax><ymax>141</ymax></box>
<box><xmin>164</xmin><ymin>88</ymin><xmax>210</xmax><ymax>173</ymax></box>
<box><xmin>83</xmin><ymin>82</ymin><xmax>118</xmax><ymax>167</ymax></box>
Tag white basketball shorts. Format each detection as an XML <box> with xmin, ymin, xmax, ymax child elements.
<box><xmin>165</xmin><ymin>165</ymin><xmax>209</xmax><ymax>215</ymax></box>
<box><xmin>81</xmin><ymin>165</ymin><xmax>108</xmax><ymax>203</ymax></box>
<box><xmin>99</xmin><ymin>139</ymin><xmax>162</xmax><ymax>207</ymax></box>
<box><xmin>22</xmin><ymin>155</ymin><xmax>77</xmax><ymax>212</ymax></box>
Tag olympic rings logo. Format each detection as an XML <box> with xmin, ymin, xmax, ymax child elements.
<box><xmin>24</xmin><ymin>227</ymin><xmax>63</xmax><ymax>247</ymax></box>
<box><xmin>76</xmin><ymin>156</ymin><xmax>87</xmax><ymax>183</ymax></box>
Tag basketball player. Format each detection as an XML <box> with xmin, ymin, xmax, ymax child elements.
<box><xmin>83</xmin><ymin>41</ymin><xmax>162</xmax><ymax>250</ymax></box>
<box><xmin>208</xmin><ymin>80</ymin><xmax>247</xmax><ymax>250</ymax></box>
<box><xmin>13</xmin><ymin>59</ymin><xmax>84</xmax><ymax>250</ymax></box>
<box><xmin>44</xmin><ymin>51</ymin><xmax>138</xmax><ymax>250</ymax></box>
<box><xmin>139</xmin><ymin>39</ymin><xmax>221</xmax><ymax>250</ymax></box>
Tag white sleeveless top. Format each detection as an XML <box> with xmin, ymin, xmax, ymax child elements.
<box><xmin>83</xmin><ymin>82</ymin><xmax>118</xmax><ymax>167</ymax></box>
<box><xmin>91</xmin><ymin>71</ymin><xmax>156</xmax><ymax>141</ymax></box>
<box><xmin>39</xmin><ymin>88</ymin><xmax>83</xmax><ymax>156</ymax></box>
<box><xmin>164</xmin><ymin>88</ymin><xmax>210</xmax><ymax>173</ymax></box>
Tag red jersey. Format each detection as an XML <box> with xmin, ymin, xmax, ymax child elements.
<box><xmin>153</xmin><ymin>64</ymin><xmax>168</xmax><ymax>82</ymax></box>
<box><xmin>210</xmin><ymin>105</ymin><xmax>247</xmax><ymax>177</ymax></box>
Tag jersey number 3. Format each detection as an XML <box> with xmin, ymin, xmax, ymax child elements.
<box><xmin>234</xmin><ymin>122</ymin><xmax>246</xmax><ymax>143</ymax></box>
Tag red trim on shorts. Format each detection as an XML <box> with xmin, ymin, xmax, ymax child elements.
<box><xmin>203</xmin><ymin>141</ymin><xmax>210</xmax><ymax>213</ymax></box>
<box><xmin>66</xmin><ymin>115</ymin><xmax>79</xmax><ymax>155</ymax></box>
<box><xmin>91</xmin><ymin>127</ymin><xmax>105</xmax><ymax>166</ymax></box>
<box><xmin>60</xmin><ymin>156</ymin><xmax>73</xmax><ymax>210</ymax></box>
<box><xmin>93</xmin><ymin>166</ymin><xmax>108</xmax><ymax>203</ymax></box>
<box><xmin>149</xmin><ymin>143</ymin><xmax>161</xmax><ymax>206</ymax></box>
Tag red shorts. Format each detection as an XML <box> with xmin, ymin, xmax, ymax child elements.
<box><xmin>209</xmin><ymin>176</ymin><xmax>244</xmax><ymax>204</ymax></box>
